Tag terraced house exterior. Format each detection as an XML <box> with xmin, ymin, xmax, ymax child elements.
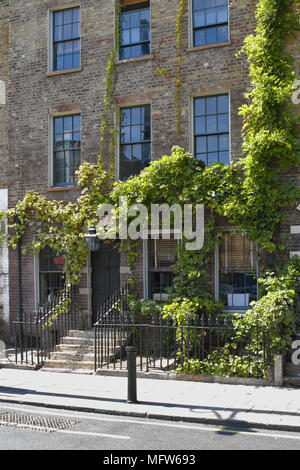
<box><xmin>0</xmin><ymin>0</ymin><xmax>299</xmax><ymax>347</ymax></box>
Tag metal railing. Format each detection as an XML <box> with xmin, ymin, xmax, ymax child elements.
<box><xmin>12</xmin><ymin>286</ymin><xmax>77</xmax><ymax>366</ymax></box>
<box><xmin>94</xmin><ymin>309</ymin><xmax>271</xmax><ymax>378</ymax></box>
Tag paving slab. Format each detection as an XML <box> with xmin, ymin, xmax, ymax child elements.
<box><xmin>0</xmin><ymin>368</ymin><xmax>299</xmax><ymax>432</ymax></box>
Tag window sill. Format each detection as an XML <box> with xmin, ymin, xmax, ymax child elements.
<box><xmin>46</xmin><ymin>67</ymin><xmax>82</xmax><ymax>77</ymax></box>
<box><xmin>116</xmin><ymin>54</ymin><xmax>153</xmax><ymax>65</ymax></box>
<box><xmin>188</xmin><ymin>42</ymin><xmax>232</xmax><ymax>52</ymax></box>
<box><xmin>47</xmin><ymin>186</ymin><xmax>79</xmax><ymax>192</ymax></box>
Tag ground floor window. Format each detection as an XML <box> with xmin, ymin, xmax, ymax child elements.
<box><xmin>39</xmin><ymin>248</ymin><xmax>65</xmax><ymax>305</ymax></box>
<box><xmin>219</xmin><ymin>232</ymin><xmax>258</xmax><ymax>309</ymax></box>
<box><xmin>148</xmin><ymin>237</ymin><xmax>179</xmax><ymax>300</ymax></box>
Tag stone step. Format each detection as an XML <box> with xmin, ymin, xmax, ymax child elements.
<box><xmin>68</xmin><ymin>330</ymin><xmax>95</xmax><ymax>339</ymax></box>
<box><xmin>55</xmin><ymin>344</ymin><xmax>95</xmax><ymax>353</ymax></box>
<box><xmin>42</xmin><ymin>359</ymin><xmax>95</xmax><ymax>370</ymax></box>
<box><xmin>49</xmin><ymin>350</ymin><xmax>119</xmax><ymax>362</ymax></box>
<box><xmin>62</xmin><ymin>337</ymin><xmax>95</xmax><ymax>346</ymax></box>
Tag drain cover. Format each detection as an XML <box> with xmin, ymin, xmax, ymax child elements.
<box><xmin>0</xmin><ymin>412</ymin><xmax>78</xmax><ymax>433</ymax></box>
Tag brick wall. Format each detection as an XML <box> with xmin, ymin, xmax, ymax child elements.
<box><xmin>4</xmin><ymin>0</ymin><xmax>300</xmax><ymax>324</ymax></box>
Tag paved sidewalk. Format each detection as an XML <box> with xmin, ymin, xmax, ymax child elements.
<box><xmin>0</xmin><ymin>368</ymin><xmax>299</xmax><ymax>432</ymax></box>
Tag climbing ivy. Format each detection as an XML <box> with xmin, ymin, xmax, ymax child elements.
<box><xmin>0</xmin><ymin>0</ymin><xmax>299</xmax><ymax>377</ymax></box>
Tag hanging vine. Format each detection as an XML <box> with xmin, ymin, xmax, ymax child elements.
<box><xmin>0</xmin><ymin>0</ymin><xmax>298</xmax><ymax>320</ymax></box>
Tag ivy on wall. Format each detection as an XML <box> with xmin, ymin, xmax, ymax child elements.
<box><xmin>0</xmin><ymin>0</ymin><xmax>299</xmax><ymax>314</ymax></box>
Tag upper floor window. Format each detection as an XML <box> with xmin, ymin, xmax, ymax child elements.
<box><xmin>53</xmin><ymin>114</ymin><xmax>81</xmax><ymax>186</ymax></box>
<box><xmin>53</xmin><ymin>7</ymin><xmax>80</xmax><ymax>71</ymax></box>
<box><xmin>194</xmin><ymin>94</ymin><xmax>230</xmax><ymax>166</ymax></box>
<box><xmin>120</xmin><ymin>1</ymin><xmax>150</xmax><ymax>60</ymax></box>
<box><xmin>120</xmin><ymin>104</ymin><xmax>151</xmax><ymax>180</ymax></box>
<box><xmin>192</xmin><ymin>0</ymin><xmax>228</xmax><ymax>47</ymax></box>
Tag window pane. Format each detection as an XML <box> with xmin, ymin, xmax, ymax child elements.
<box><xmin>54</xmin><ymin>11</ymin><xmax>63</xmax><ymax>26</ymax></box>
<box><xmin>64</xmin><ymin>117</ymin><xmax>73</xmax><ymax>133</ymax></box>
<box><xmin>206</xmin><ymin>96</ymin><xmax>217</xmax><ymax>115</ymax></box>
<box><xmin>132</xmin><ymin>144</ymin><xmax>142</xmax><ymax>160</ymax></box>
<box><xmin>142</xmin><ymin>142</ymin><xmax>151</xmax><ymax>161</ymax></box>
<box><xmin>218</xmin><ymin>114</ymin><xmax>229</xmax><ymax>132</ymax></box>
<box><xmin>54</xmin><ymin>134</ymin><xmax>64</xmax><ymax>150</ymax></box>
<box><xmin>63</xmin><ymin>9</ymin><xmax>72</xmax><ymax>24</ymax></box>
<box><xmin>130</xmin><ymin>11</ymin><xmax>140</xmax><ymax>28</ymax></box>
<box><xmin>54</xmin><ymin>118</ymin><xmax>63</xmax><ymax>133</ymax></box>
<box><xmin>122</xmin><ymin>29</ymin><xmax>130</xmax><ymax>45</ymax></box>
<box><xmin>121</xmin><ymin>126</ymin><xmax>131</xmax><ymax>144</ymax></box>
<box><xmin>219</xmin><ymin>151</ymin><xmax>229</xmax><ymax>164</ymax></box>
<box><xmin>194</xmin><ymin>98</ymin><xmax>205</xmax><ymax>116</ymax></box>
<box><xmin>73</xmin><ymin>115</ymin><xmax>81</xmax><ymax>132</ymax></box>
<box><xmin>207</xmin><ymin>153</ymin><xmax>218</xmax><ymax>164</ymax></box>
<box><xmin>131</xmin><ymin>27</ymin><xmax>140</xmax><ymax>44</ymax></box>
<box><xmin>206</xmin><ymin>27</ymin><xmax>217</xmax><ymax>44</ymax></box>
<box><xmin>217</xmin><ymin>25</ymin><xmax>228</xmax><ymax>42</ymax></box>
<box><xmin>217</xmin><ymin>6</ymin><xmax>228</xmax><ymax>23</ymax></box>
<box><xmin>72</xmin><ymin>23</ymin><xmax>80</xmax><ymax>38</ymax></box>
<box><xmin>72</xmin><ymin>8</ymin><xmax>80</xmax><ymax>23</ymax></box>
<box><xmin>194</xmin><ymin>11</ymin><xmax>205</xmax><ymax>28</ymax></box>
<box><xmin>196</xmin><ymin>136</ymin><xmax>206</xmax><ymax>153</ymax></box>
<box><xmin>219</xmin><ymin>134</ymin><xmax>229</xmax><ymax>151</ymax></box>
<box><xmin>121</xmin><ymin>145</ymin><xmax>131</xmax><ymax>161</ymax></box>
<box><xmin>194</xmin><ymin>29</ymin><xmax>205</xmax><ymax>46</ymax></box>
<box><xmin>197</xmin><ymin>154</ymin><xmax>207</xmax><ymax>164</ymax></box>
<box><xmin>195</xmin><ymin>117</ymin><xmax>206</xmax><ymax>134</ymax></box>
<box><xmin>73</xmin><ymin>53</ymin><xmax>80</xmax><ymax>68</ymax></box>
<box><xmin>131</xmin><ymin>125</ymin><xmax>141</xmax><ymax>142</ymax></box>
<box><xmin>206</xmin><ymin>8</ymin><xmax>216</xmax><ymax>25</ymax></box>
<box><xmin>131</xmin><ymin>107</ymin><xmax>141</xmax><ymax>125</ymax></box>
<box><xmin>207</xmin><ymin>135</ymin><xmax>218</xmax><ymax>152</ymax></box>
<box><xmin>64</xmin><ymin>133</ymin><xmax>73</xmax><ymax>149</ymax></box>
<box><xmin>54</xmin><ymin>26</ymin><xmax>63</xmax><ymax>42</ymax></box>
<box><xmin>73</xmin><ymin>132</ymin><xmax>81</xmax><ymax>148</ymax></box>
<box><xmin>218</xmin><ymin>94</ymin><xmax>228</xmax><ymax>113</ymax></box>
<box><xmin>206</xmin><ymin>115</ymin><xmax>217</xmax><ymax>133</ymax></box>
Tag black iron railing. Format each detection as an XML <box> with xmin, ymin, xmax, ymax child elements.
<box><xmin>93</xmin><ymin>285</ymin><xmax>129</xmax><ymax>326</ymax></box>
<box><xmin>12</xmin><ymin>286</ymin><xmax>77</xmax><ymax>366</ymax></box>
<box><xmin>94</xmin><ymin>309</ymin><xmax>271</xmax><ymax>378</ymax></box>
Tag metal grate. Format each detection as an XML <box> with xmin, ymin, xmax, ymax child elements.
<box><xmin>0</xmin><ymin>412</ymin><xmax>78</xmax><ymax>433</ymax></box>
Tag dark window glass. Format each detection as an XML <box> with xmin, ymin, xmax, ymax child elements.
<box><xmin>193</xmin><ymin>0</ymin><xmax>228</xmax><ymax>47</ymax></box>
<box><xmin>39</xmin><ymin>247</ymin><xmax>65</xmax><ymax>304</ymax></box>
<box><xmin>53</xmin><ymin>7</ymin><xmax>80</xmax><ymax>71</ymax></box>
<box><xmin>148</xmin><ymin>238</ymin><xmax>178</xmax><ymax>300</ymax></box>
<box><xmin>219</xmin><ymin>233</ymin><xmax>258</xmax><ymax>308</ymax></box>
<box><xmin>120</xmin><ymin>105</ymin><xmax>151</xmax><ymax>180</ymax></box>
<box><xmin>194</xmin><ymin>94</ymin><xmax>229</xmax><ymax>166</ymax></box>
<box><xmin>53</xmin><ymin>114</ymin><xmax>81</xmax><ymax>186</ymax></box>
<box><xmin>120</xmin><ymin>2</ymin><xmax>150</xmax><ymax>60</ymax></box>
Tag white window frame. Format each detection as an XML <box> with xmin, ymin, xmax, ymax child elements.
<box><xmin>48</xmin><ymin>3</ymin><xmax>81</xmax><ymax>73</ymax></box>
<box><xmin>190</xmin><ymin>91</ymin><xmax>231</xmax><ymax>166</ymax></box>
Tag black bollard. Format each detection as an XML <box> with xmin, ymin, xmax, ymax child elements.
<box><xmin>126</xmin><ymin>346</ymin><xmax>137</xmax><ymax>403</ymax></box>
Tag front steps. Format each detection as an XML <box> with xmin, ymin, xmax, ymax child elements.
<box><xmin>41</xmin><ymin>329</ymin><xmax>125</xmax><ymax>374</ymax></box>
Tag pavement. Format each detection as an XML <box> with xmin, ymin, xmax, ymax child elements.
<box><xmin>0</xmin><ymin>368</ymin><xmax>300</xmax><ymax>433</ymax></box>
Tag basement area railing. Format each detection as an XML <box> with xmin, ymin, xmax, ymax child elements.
<box><xmin>94</xmin><ymin>308</ymin><xmax>271</xmax><ymax>378</ymax></box>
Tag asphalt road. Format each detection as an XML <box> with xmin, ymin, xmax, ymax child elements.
<box><xmin>0</xmin><ymin>402</ymin><xmax>300</xmax><ymax>452</ymax></box>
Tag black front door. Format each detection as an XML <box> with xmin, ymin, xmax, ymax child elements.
<box><xmin>92</xmin><ymin>242</ymin><xmax>120</xmax><ymax>323</ymax></box>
